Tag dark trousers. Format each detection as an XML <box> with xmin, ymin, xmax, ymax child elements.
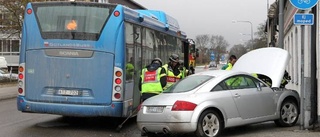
<box><xmin>141</xmin><ymin>93</ymin><xmax>158</xmax><ymax>102</ymax></box>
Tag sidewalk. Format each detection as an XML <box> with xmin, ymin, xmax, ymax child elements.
<box><xmin>0</xmin><ymin>83</ymin><xmax>17</xmax><ymax>100</ymax></box>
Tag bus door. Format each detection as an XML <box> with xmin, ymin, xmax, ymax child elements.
<box><xmin>133</xmin><ymin>25</ymin><xmax>143</xmax><ymax>108</ymax></box>
<box><xmin>125</xmin><ymin>23</ymin><xmax>143</xmax><ymax>109</ymax></box>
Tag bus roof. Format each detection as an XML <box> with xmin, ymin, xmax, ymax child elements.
<box><xmin>135</xmin><ymin>10</ymin><xmax>180</xmax><ymax>30</ymax></box>
<box><xmin>117</xmin><ymin>4</ymin><xmax>186</xmax><ymax>38</ymax></box>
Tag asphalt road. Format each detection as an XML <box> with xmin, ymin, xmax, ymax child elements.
<box><xmin>0</xmin><ymin>66</ymin><xmax>320</xmax><ymax>137</ymax></box>
<box><xmin>1</xmin><ymin>98</ymin><xmax>320</xmax><ymax>137</ymax></box>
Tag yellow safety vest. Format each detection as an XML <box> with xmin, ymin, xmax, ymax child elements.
<box><xmin>180</xmin><ymin>67</ymin><xmax>187</xmax><ymax>78</ymax></box>
<box><xmin>225</xmin><ymin>63</ymin><xmax>233</xmax><ymax>70</ymax></box>
<box><xmin>140</xmin><ymin>67</ymin><xmax>165</xmax><ymax>94</ymax></box>
<box><xmin>163</xmin><ymin>64</ymin><xmax>183</xmax><ymax>89</ymax></box>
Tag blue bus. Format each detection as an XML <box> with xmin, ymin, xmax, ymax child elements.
<box><xmin>17</xmin><ymin>1</ymin><xmax>194</xmax><ymax>118</ymax></box>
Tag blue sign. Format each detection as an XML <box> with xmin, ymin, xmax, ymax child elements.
<box><xmin>290</xmin><ymin>0</ymin><xmax>318</xmax><ymax>10</ymax></box>
<box><xmin>210</xmin><ymin>52</ymin><xmax>215</xmax><ymax>61</ymax></box>
<box><xmin>221</xmin><ymin>55</ymin><xmax>225</xmax><ymax>61</ymax></box>
<box><xmin>294</xmin><ymin>13</ymin><xmax>314</xmax><ymax>25</ymax></box>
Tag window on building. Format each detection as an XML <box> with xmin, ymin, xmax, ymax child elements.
<box><xmin>11</xmin><ymin>40</ymin><xmax>19</xmax><ymax>54</ymax></box>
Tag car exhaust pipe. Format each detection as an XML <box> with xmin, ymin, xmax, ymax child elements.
<box><xmin>163</xmin><ymin>128</ymin><xmax>170</xmax><ymax>134</ymax></box>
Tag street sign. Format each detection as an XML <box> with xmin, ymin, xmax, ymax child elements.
<box><xmin>294</xmin><ymin>13</ymin><xmax>314</xmax><ymax>25</ymax></box>
<box><xmin>290</xmin><ymin>0</ymin><xmax>318</xmax><ymax>10</ymax></box>
<box><xmin>221</xmin><ymin>55</ymin><xmax>225</xmax><ymax>61</ymax></box>
<box><xmin>210</xmin><ymin>52</ymin><xmax>215</xmax><ymax>61</ymax></box>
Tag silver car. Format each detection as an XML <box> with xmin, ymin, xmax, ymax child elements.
<box><xmin>137</xmin><ymin>47</ymin><xmax>300</xmax><ymax>137</ymax></box>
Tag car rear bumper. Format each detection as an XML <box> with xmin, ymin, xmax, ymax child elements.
<box><xmin>137</xmin><ymin>122</ymin><xmax>197</xmax><ymax>134</ymax></box>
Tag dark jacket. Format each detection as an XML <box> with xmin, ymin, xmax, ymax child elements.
<box><xmin>166</xmin><ymin>62</ymin><xmax>181</xmax><ymax>76</ymax></box>
<box><xmin>139</xmin><ymin>63</ymin><xmax>167</xmax><ymax>91</ymax></box>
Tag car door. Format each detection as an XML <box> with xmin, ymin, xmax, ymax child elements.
<box><xmin>224</xmin><ymin>75</ymin><xmax>276</xmax><ymax>119</ymax></box>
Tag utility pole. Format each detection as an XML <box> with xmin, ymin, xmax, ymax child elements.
<box><xmin>278</xmin><ymin>0</ymin><xmax>284</xmax><ymax>48</ymax></box>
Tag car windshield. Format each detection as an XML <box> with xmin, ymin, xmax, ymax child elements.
<box><xmin>163</xmin><ymin>75</ymin><xmax>214</xmax><ymax>93</ymax></box>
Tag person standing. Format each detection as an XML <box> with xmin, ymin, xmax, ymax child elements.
<box><xmin>221</xmin><ymin>55</ymin><xmax>237</xmax><ymax>70</ymax></box>
<box><xmin>162</xmin><ymin>54</ymin><xmax>183</xmax><ymax>90</ymax></box>
<box><xmin>139</xmin><ymin>58</ymin><xmax>166</xmax><ymax>102</ymax></box>
<box><xmin>179</xmin><ymin>59</ymin><xmax>191</xmax><ymax>78</ymax></box>
<box><xmin>189</xmin><ymin>53</ymin><xmax>195</xmax><ymax>67</ymax></box>
<box><xmin>125</xmin><ymin>57</ymin><xmax>134</xmax><ymax>80</ymax></box>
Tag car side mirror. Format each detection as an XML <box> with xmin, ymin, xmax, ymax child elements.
<box><xmin>256</xmin><ymin>82</ymin><xmax>264</xmax><ymax>91</ymax></box>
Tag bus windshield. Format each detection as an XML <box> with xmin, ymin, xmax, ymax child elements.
<box><xmin>32</xmin><ymin>3</ymin><xmax>116</xmax><ymax>40</ymax></box>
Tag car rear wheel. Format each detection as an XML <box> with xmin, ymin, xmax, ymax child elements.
<box><xmin>274</xmin><ymin>99</ymin><xmax>299</xmax><ymax>127</ymax></box>
<box><xmin>195</xmin><ymin>110</ymin><xmax>222</xmax><ymax>137</ymax></box>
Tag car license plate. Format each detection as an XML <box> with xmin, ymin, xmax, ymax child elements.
<box><xmin>146</xmin><ymin>106</ymin><xmax>165</xmax><ymax>113</ymax></box>
<box><xmin>57</xmin><ymin>89</ymin><xmax>81</xmax><ymax>96</ymax></box>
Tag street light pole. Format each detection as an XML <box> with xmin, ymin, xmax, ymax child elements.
<box><xmin>232</xmin><ymin>20</ymin><xmax>254</xmax><ymax>49</ymax></box>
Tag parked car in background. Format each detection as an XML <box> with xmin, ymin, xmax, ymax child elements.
<box><xmin>0</xmin><ymin>69</ymin><xmax>18</xmax><ymax>81</ymax></box>
<box><xmin>0</xmin><ymin>56</ymin><xmax>7</xmax><ymax>69</ymax></box>
<box><xmin>209</xmin><ymin>61</ymin><xmax>217</xmax><ymax>68</ymax></box>
<box><xmin>137</xmin><ymin>47</ymin><xmax>299</xmax><ymax>137</ymax></box>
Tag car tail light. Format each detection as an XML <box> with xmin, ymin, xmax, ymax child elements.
<box><xmin>137</xmin><ymin>104</ymin><xmax>142</xmax><ymax>111</ymax></box>
<box><xmin>171</xmin><ymin>100</ymin><xmax>197</xmax><ymax>111</ymax></box>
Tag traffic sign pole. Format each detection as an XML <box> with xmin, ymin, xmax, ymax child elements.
<box><xmin>289</xmin><ymin>0</ymin><xmax>319</xmax><ymax>130</ymax></box>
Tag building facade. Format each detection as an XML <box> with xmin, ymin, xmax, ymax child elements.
<box><xmin>266</xmin><ymin>0</ymin><xmax>319</xmax><ymax>129</ymax></box>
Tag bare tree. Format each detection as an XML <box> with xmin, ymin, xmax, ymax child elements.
<box><xmin>195</xmin><ymin>34</ymin><xmax>210</xmax><ymax>50</ymax></box>
<box><xmin>229</xmin><ymin>44</ymin><xmax>247</xmax><ymax>59</ymax></box>
<box><xmin>209</xmin><ymin>35</ymin><xmax>228</xmax><ymax>64</ymax></box>
<box><xmin>195</xmin><ymin>34</ymin><xmax>210</xmax><ymax>64</ymax></box>
<box><xmin>0</xmin><ymin>0</ymin><xmax>43</xmax><ymax>38</ymax></box>
<box><xmin>252</xmin><ymin>23</ymin><xmax>268</xmax><ymax>49</ymax></box>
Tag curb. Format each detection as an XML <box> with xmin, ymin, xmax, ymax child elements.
<box><xmin>0</xmin><ymin>85</ymin><xmax>17</xmax><ymax>101</ymax></box>
<box><xmin>0</xmin><ymin>93</ymin><xmax>17</xmax><ymax>101</ymax></box>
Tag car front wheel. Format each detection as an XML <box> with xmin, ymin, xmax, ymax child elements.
<box><xmin>195</xmin><ymin>110</ymin><xmax>222</xmax><ymax>137</ymax></box>
<box><xmin>274</xmin><ymin>99</ymin><xmax>299</xmax><ymax>127</ymax></box>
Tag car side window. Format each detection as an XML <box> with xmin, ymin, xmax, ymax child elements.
<box><xmin>244</xmin><ymin>77</ymin><xmax>257</xmax><ymax>88</ymax></box>
<box><xmin>211</xmin><ymin>82</ymin><xmax>228</xmax><ymax>91</ymax></box>
<box><xmin>223</xmin><ymin>75</ymin><xmax>257</xmax><ymax>90</ymax></box>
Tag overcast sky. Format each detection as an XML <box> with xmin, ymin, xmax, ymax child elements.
<box><xmin>133</xmin><ymin>0</ymin><xmax>276</xmax><ymax>47</ymax></box>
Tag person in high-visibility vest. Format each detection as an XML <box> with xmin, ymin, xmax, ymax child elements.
<box><xmin>162</xmin><ymin>54</ymin><xmax>184</xmax><ymax>90</ymax></box>
<box><xmin>189</xmin><ymin>53</ymin><xmax>195</xmax><ymax>67</ymax></box>
<box><xmin>221</xmin><ymin>55</ymin><xmax>237</xmax><ymax>70</ymax></box>
<box><xmin>139</xmin><ymin>58</ymin><xmax>166</xmax><ymax>102</ymax></box>
<box><xmin>178</xmin><ymin>60</ymin><xmax>188</xmax><ymax>78</ymax></box>
<box><xmin>125</xmin><ymin>57</ymin><xmax>134</xmax><ymax>80</ymax></box>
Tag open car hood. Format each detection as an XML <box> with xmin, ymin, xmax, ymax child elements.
<box><xmin>232</xmin><ymin>47</ymin><xmax>290</xmax><ymax>88</ymax></box>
